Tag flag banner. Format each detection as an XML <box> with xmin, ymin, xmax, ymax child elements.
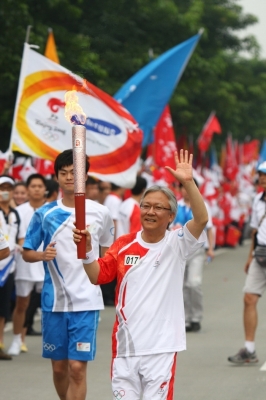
<box><xmin>0</xmin><ymin>159</ymin><xmax>6</xmax><ymax>175</ymax></box>
<box><xmin>242</xmin><ymin>140</ymin><xmax>259</xmax><ymax>164</ymax></box>
<box><xmin>114</xmin><ymin>32</ymin><xmax>202</xmax><ymax>147</ymax></box>
<box><xmin>34</xmin><ymin>158</ymin><xmax>54</xmax><ymax>175</ymax></box>
<box><xmin>258</xmin><ymin>140</ymin><xmax>266</xmax><ymax>165</ymax></box>
<box><xmin>197</xmin><ymin>112</ymin><xmax>222</xmax><ymax>152</ymax></box>
<box><xmin>30</xmin><ymin>29</ymin><xmax>59</xmax><ymax>178</ymax></box>
<box><xmin>224</xmin><ymin>135</ymin><xmax>238</xmax><ymax>181</ymax></box>
<box><xmin>10</xmin><ymin>156</ymin><xmax>28</xmax><ymax>180</ymax></box>
<box><xmin>18</xmin><ymin>158</ymin><xmax>37</xmax><ymax>181</ymax></box>
<box><xmin>0</xmin><ymin>151</ymin><xmax>9</xmax><ymax>174</ymax></box>
<box><xmin>10</xmin><ymin>44</ymin><xmax>143</xmax><ymax>188</ymax></box>
<box><xmin>151</xmin><ymin>105</ymin><xmax>177</xmax><ymax>183</ymax></box>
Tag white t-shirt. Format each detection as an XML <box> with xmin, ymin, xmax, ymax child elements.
<box><xmin>250</xmin><ymin>192</ymin><xmax>266</xmax><ymax>245</ymax></box>
<box><xmin>0</xmin><ymin>228</ymin><xmax>9</xmax><ymax>250</ymax></box>
<box><xmin>116</xmin><ymin>198</ymin><xmax>141</xmax><ymax>238</ymax></box>
<box><xmin>15</xmin><ymin>202</ymin><xmax>44</xmax><ymax>282</ymax></box>
<box><xmin>104</xmin><ymin>194</ymin><xmax>122</xmax><ymax>220</ymax></box>
<box><xmin>0</xmin><ymin>226</ymin><xmax>11</xmax><ymax>285</ymax></box>
<box><xmin>97</xmin><ymin>225</ymin><xmax>206</xmax><ymax>357</ymax></box>
<box><xmin>0</xmin><ymin>209</ymin><xmax>19</xmax><ymax>274</ymax></box>
<box><xmin>23</xmin><ymin>199</ymin><xmax>114</xmax><ymax>312</ymax></box>
<box><xmin>225</xmin><ymin>192</ymin><xmax>242</xmax><ymax>222</ymax></box>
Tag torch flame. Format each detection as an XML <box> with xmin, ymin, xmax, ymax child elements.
<box><xmin>64</xmin><ymin>90</ymin><xmax>86</xmax><ymax>125</ymax></box>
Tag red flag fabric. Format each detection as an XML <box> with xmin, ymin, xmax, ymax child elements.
<box><xmin>224</xmin><ymin>135</ymin><xmax>238</xmax><ymax>181</ymax></box>
<box><xmin>242</xmin><ymin>140</ymin><xmax>260</xmax><ymax>164</ymax></box>
<box><xmin>0</xmin><ymin>151</ymin><xmax>12</xmax><ymax>174</ymax></box>
<box><xmin>19</xmin><ymin>158</ymin><xmax>37</xmax><ymax>181</ymax></box>
<box><xmin>34</xmin><ymin>158</ymin><xmax>54</xmax><ymax>175</ymax></box>
<box><xmin>10</xmin><ymin>156</ymin><xmax>27</xmax><ymax>180</ymax></box>
<box><xmin>0</xmin><ymin>160</ymin><xmax>5</xmax><ymax>174</ymax></box>
<box><xmin>149</xmin><ymin>105</ymin><xmax>177</xmax><ymax>183</ymax></box>
<box><xmin>198</xmin><ymin>113</ymin><xmax>222</xmax><ymax>152</ymax></box>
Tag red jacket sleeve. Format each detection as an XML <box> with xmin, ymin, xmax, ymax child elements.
<box><xmin>96</xmin><ymin>233</ymin><xmax>137</xmax><ymax>285</ymax></box>
<box><xmin>97</xmin><ymin>240</ymin><xmax>119</xmax><ymax>285</ymax></box>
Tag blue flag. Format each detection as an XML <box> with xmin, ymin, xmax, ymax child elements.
<box><xmin>258</xmin><ymin>140</ymin><xmax>266</xmax><ymax>164</ymax></box>
<box><xmin>114</xmin><ymin>32</ymin><xmax>202</xmax><ymax>147</ymax></box>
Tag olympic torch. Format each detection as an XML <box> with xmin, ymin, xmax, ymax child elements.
<box><xmin>65</xmin><ymin>90</ymin><xmax>87</xmax><ymax>259</ymax></box>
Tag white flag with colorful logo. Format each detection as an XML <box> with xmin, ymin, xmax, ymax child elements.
<box><xmin>10</xmin><ymin>44</ymin><xmax>143</xmax><ymax>188</ymax></box>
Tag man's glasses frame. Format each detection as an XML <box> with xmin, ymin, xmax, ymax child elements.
<box><xmin>140</xmin><ymin>204</ymin><xmax>172</xmax><ymax>213</ymax></box>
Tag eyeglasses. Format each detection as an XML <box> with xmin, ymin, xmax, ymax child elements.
<box><xmin>140</xmin><ymin>204</ymin><xmax>172</xmax><ymax>213</ymax></box>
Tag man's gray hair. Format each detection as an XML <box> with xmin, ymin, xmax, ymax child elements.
<box><xmin>140</xmin><ymin>185</ymin><xmax>177</xmax><ymax>215</ymax></box>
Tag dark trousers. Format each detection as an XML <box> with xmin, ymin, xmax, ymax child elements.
<box><xmin>101</xmin><ymin>279</ymin><xmax>116</xmax><ymax>306</ymax></box>
<box><xmin>23</xmin><ymin>288</ymin><xmax>41</xmax><ymax>329</ymax></box>
<box><xmin>0</xmin><ymin>273</ymin><xmax>14</xmax><ymax>321</ymax></box>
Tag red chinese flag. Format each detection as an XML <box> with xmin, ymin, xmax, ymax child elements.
<box><xmin>198</xmin><ymin>113</ymin><xmax>222</xmax><ymax>152</ymax></box>
<box><xmin>153</xmin><ymin>105</ymin><xmax>177</xmax><ymax>183</ymax></box>
<box><xmin>34</xmin><ymin>158</ymin><xmax>55</xmax><ymax>175</ymax></box>
<box><xmin>0</xmin><ymin>159</ymin><xmax>5</xmax><ymax>174</ymax></box>
<box><xmin>9</xmin><ymin>156</ymin><xmax>27</xmax><ymax>180</ymax></box>
<box><xmin>242</xmin><ymin>140</ymin><xmax>260</xmax><ymax>164</ymax></box>
<box><xmin>224</xmin><ymin>135</ymin><xmax>238</xmax><ymax>180</ymax></box>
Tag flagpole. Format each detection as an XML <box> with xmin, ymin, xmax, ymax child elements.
<box><xmin>25</xmin><ymin>25</ymin><xmax>32</xmax><ymax>43</ymax></box>
<box><xmin>198</xmin><ymin>28</ymin><xmax>204</xmax><ymax>36</ymax></box>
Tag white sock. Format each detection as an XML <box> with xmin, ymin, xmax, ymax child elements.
<box><xmin>13</xmin><ymin>334</ymin><xmax>21</xmax><ymax>343</ymax></box>
<box><xmin>245</xmin><ymin>341</ymin><xmax>255</xmax><ymax>353</ymax></box>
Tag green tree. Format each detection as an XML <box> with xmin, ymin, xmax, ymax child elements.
<box><xmin>0</xmin><ymin>0</ymin><xmax>265</xmax><ymax>153</ymax></box>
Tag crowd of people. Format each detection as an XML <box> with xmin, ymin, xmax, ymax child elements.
<box><xmin>0</xmin><ymin>149</ymin><xmax>265</xmax><ymax>399</ymax></box>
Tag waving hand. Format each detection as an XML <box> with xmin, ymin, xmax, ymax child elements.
<box><xmin>165</xmin><ymin>149</ymin><xmax>193</xmax><ymax>185</ymax></box>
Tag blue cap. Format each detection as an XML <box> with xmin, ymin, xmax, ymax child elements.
<box><xmin>257</xmin><ymin>161</ymin><xmax>266</xmax><ymax>174</ymax></box>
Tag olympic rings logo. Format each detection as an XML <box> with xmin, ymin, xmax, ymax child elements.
<box><xmin>43</xmin><ymin>130</ymin><xmax>59</xmax><ymax>142</ymax></box>
<box><xmin>43</xmin><ymin>342</ymin><xmax>56</xmax><ymax>352</ymax></box>
<box><xmin>113</xmin><ymin>389</ymin><xmax>125</xmax><ymax>399</ymax></box>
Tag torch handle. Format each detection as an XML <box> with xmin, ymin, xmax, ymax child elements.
<box><xmin>75</xmin><ymin>193</ymin><xmax>86</xmax><ymax>259</ymax></box>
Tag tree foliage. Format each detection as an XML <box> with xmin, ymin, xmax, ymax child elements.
<box><xmin>0</xmin><ymin>0</ymin><xmax>266</xmax><ymax>152</ymax></box>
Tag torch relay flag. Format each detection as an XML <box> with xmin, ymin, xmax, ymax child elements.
<box><xmin>9</xmin><ymin>43</ymin><xmax>143</xmax><ymax>188</ymax></box>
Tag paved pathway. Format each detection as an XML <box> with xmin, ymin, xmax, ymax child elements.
<box><xmin>1</xmin><ymin>242</ymin><xmax>266</xmax><ymax>399</ymax></box>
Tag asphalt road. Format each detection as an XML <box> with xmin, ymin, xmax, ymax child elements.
<box><xmin>1</xmin><ymin>241</ymin><xmax>266</xmax><ymax>399</ymax></box>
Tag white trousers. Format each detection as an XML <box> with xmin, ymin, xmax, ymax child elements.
<box><xmin>15</xmin><ymin>280</ymin><xmax>43</xmax><ymax>297</ymax></box>
<box><xmin>183</xmin><ymin>247</ymin><xmax>205</xmax><ymax>324</ymax></box>
<box><xmin>112</xmin><ymin>352</ymin><xmax>177</xmax><ymax>400</ymax></box>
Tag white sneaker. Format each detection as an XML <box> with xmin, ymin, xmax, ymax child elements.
<box><xmin>7</xmin><ymin>339</ymin><xmax>21</xmax><ymax>356</ymax></box>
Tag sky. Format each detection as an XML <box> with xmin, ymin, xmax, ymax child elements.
<box><xmin>238</xmin><ymin>0</ymin><xmax>266</xmax><ymax>58</ymax></box>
